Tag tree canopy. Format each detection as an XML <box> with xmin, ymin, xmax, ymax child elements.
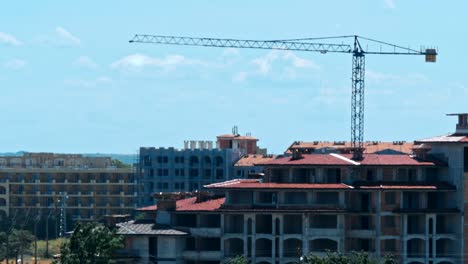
<box><xmin>54</xmin><ymin>222</ymin><xmax>123</xmax><ymax>264</ymax></box>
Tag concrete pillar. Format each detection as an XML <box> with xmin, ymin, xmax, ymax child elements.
<box><xmin>338</xmin><ymin>214</ymin><xmax>345</xmax><ymax>252</ymax></box>
<box><xmin>272</xmin><ymin>215</ymin><xmax>276</xmax><ymax>259</ymax></box>
<box><xmin>288</xmin><ymin>168</ymin><xmax>293</xmax><ymax>183</ymax></box>
<box><xmin>402</xmin><ymin>215</ymin><xmax>407</xmax><ymax>262</ymax></box>
<box><xmin>279</xmin><ymin>215</ymin><xmax>284</xmax><ymax>262</ymax></box>
<box><xmin>302</xmin><ymin>213</ymin><xmax>308</xmax><ymax>255</ymax></box>
<box><xmin>375</xmin><ymin>191</ymin><xmax>382</xmax><ymax>258</ymax></box>
<box><xmin>244</xmin><ymin>216</ymin><xmax>248</xmax><ymax>256</ymax></box>
<box><xmin>339</xmin><ymin>191</ymin><xmax>345</xmax><ymax>207</ymax></box>
<box><xmin>252</xmin><ymin>216</ymin><xmax>256</xmax><ymax>263</ymax></box>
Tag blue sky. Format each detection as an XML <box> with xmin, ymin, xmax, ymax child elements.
<box><xmin>1</xmin><ymin>1</ymin><xmax>467</xmax><ymax>154</ymax></box>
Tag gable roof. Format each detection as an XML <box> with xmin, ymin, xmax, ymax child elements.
<box><xmin>117</xmin><ymin>220</ymin><xmax>187</xmax><ymax>236</ymax></box>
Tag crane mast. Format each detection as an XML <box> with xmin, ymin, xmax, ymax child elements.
<box><xmin>130</xmin><ymin>34</ymin><xmax>437</xmax><ymax>160</ymax></box>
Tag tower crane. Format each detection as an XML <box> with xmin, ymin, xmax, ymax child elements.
<box><xmin>129</xmin><ymin>34</ymin><xmax>437</xmax><ymax>160</ymax></box>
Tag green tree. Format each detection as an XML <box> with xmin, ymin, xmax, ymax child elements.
<box><xmin>7</xmin><ymin>229</ymin><xmax>36</xmax><ymax>263</ymax></box>
<box><xmin>111</xmin><ymin>159</ymin><xmax>131</xmax><ymax>169</ymax></box>
<box><xmin>226</xmin><ymin>255</ymin><xmax>249</xmax><ymax>264</ymax></box>
<box><xmin>55</xmin><ymin>222</ymin><xmax>123</xmax><ymax>264</ymax></box>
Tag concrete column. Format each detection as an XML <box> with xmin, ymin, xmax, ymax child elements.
<box><xmin>302</xmin><ymin>213</ymin><xmax>308</xmax><ymax>255</ymax></box>
<box><xmin>375</xmin><ymin>191</ymin><xmax>382</xmax><ymax>258</ymax></box>
<box><xmin>421</xmin><ymin>192</ymin><xmax>427</xmax><ymax>209</ymax></box>
<box><xmin>252</xmin><ymin>216</ymin><xmax>256</xmax><ymax>263</ymax></box>
<box><xmin>272</xmin><ymin>215</ymin><xmax>276</xmax><ymax>259</ymax></box>
<box><xmin>288</xmin><ymin>168</ymin><xmax>293</xmax><ymax>183</ymax></box>
<box><xmin>377</xmin><ymin>167</ymin><xmax>383</xmax><ymax>181</ymax></box>
<box><xmin>338</xmin><ymin>214</ymin><xmax>345</xmax><ymax>252</ymax></box>
<box><xmin>244</xmin><ymin>216</ymin><xmax>248</xmax><ymax>256</ymax></box>
<box><xmin>402</xmin><ymin>215</ymin><xmax>407</xmax><ymax>263</ymax></box>
<box><xmin>339</xmin><ymin>191</ymin><xmax>345</xmax><ymax>207</ymax></box>
<box><xmin>307</xmin><ymin>192</ymin><xmax>313</xmax><ymax>205</ymax></box>
<box><xmin>279</xmin><ymin>215</ymin><xmax>284</xmax><ymax>262</ymax></box>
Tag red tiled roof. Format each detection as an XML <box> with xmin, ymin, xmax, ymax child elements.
<box><xmin>204</xmin><ymin>179</ymin><xmax>353</xmax><ymax>190</ymax></box>
<box><xmin>217</xmin><ymin>134</ymin><xmax>257</xmax><ymax>140</ymax></box>
<box><xmin>234</xmin><ymin>154</ymin><xmax>276</xmax><ymax>167</ymax></box>
<box><xmin>354</xmin><ymin>182</ymin><xmax>455</xmax><ymax>190</ymax></box>
<box><xmin>137</xmin><ymin>197</ymin><xmax>225</xmax><ymax>212</ymax></box>
<box><xmin>416</xmin><ymin>134</ymin><xmax>468</xmax><ymax>143</ymax></box>
<box><xmin>259</xmin><ymin>153</ymin><xmax>441</xmax><ymax>167</ymax></box>
<box><xmin>342</xmin><ymin>154</ymin><xmax>443</xmax><ymax>166</ymax></box>
<box><xmin>287</xmin><ymin>141</ymin><xmax>415</xmax><ymax>154</ymax></box>
<box><xmin>259</xmin><ymin>154</ymin><xmax>354</xmax><ymax>166</ymax></box>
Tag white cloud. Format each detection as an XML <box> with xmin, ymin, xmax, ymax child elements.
<box><xmin>232</xmin><ymin>71</ymin><xmax>248</xmax><ymax>82</ymax></box>
<box><xmin>65</xmin><ymin>76</ymin><xmax>112</xmax><ymax>87</ymax></box>
<box><xmin>74</xmin><ymin>56</ymin><xmax>98</xmax><ymax>69</ymax></box>
<box><xmin>251</xmin><ymin>50</ymin><xmax>319</xmax><ymax>78</ymax></box>
<box><xmin>111</xmin><ymin>53</ymin><xmax>207</xmax><ymax>72</ymax></box>
<box><xmin>55</xmin><ymin>27</ymin><xmax>81</xmax><ymax>45</ymax></box>
<box><xmin>4</xmin><ymin>59</ymin><xmax>27</xmax><ymax>70</ymax></box>
<box><xmin>222</xmin><ymin>48</ymin><xmax>240</xmax><ymax>57</ymax></box>
<box><xmin>0</xmin><ymin>32</ymin><xmax>22</xmax><ymax>46</ymax></box>
<box><xmin>384</xmin><ymin>0</ymin><xmax>396</xmax><ymax>9</ymax></box>
<box><xmin>366</xmin><ymin>70</ymin><xmax>428</xmax><ymax>85</ymax></box>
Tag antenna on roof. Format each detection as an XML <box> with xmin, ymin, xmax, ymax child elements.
<box><xmin>246</xmin><ymin>132</ymin><xmax>251</xmax><ymax>136</ymax></box>
<box><xmin>232</xmin><ymin>126</ymin><xmax>239</xmax><ymax>136</ymax></box>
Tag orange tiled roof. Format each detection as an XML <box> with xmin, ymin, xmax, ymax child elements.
<box><xmin>286</xmin><ymin>141</ymin><xmax>415</xmax><ymax>154</ymax></box>
<box><xmin>137</xmin><ymin>197</ymin><xmax>225</xmax><ymax>212</ymax></box>
<box><xmin>217</xmin><ymin>134</ymin><xmax>258</xmax><ymax>140</ymax></box>
<box><xmin>234</xmin><ymin>154</ymin><xmax>276</xmax><ymax>167</ymax></box>
<box><xmin>204</xmin><ymin>179</ymin><xmax>353</xmax><ymax>190</ymax></box>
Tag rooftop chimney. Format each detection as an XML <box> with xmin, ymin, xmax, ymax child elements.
<box><xmin>291</xmin><ymin>149</ymin><xmax>303</xmax><ymax>160</ymax></box>
<box><xmin>447</xmin><ymin>113</ymin><xmax>468</xmax><ymax>135</ymax></box>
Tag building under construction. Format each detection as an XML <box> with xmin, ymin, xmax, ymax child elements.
<box><xmin>117</xmin><ymin>113</ymin><xmax>468</xmax><ymax>264</ymax></box>
<box><xmin>0</xmin><ymin>153</ymin><xmax>137</xmax><ymax>236</ymax></box>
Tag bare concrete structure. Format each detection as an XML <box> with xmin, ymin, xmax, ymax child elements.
<box><xmin>0</xmin><ymin>153</ymin><xmax>137</xmax><ymax>229</ymax></box>
<box><xmin>118</xmin><ymin>115</ymin><xmax>468</xmax><ymax>264</ymax></box>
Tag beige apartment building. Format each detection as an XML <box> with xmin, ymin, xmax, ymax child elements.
<box><xmin>0</xmin><ymin>153</ymin><xmax>137</xmax><ymax>229</ymax></box>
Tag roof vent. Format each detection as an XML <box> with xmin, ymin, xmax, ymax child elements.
<box><xmin>313</xmin><ymin>141</ymin><xmax>319</xmax><ymax>145</ymax></box>
<box><xmin>333</xmin><ymin>141</ymin><xmax>345</xmax><ymax>145</ymax></box>
<box><xmin>291</xmin><ymin>149</ymin><xmax>303</xmax><ymax>160</ymax></box>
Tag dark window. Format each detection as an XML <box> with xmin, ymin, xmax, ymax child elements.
<box><xmin>204</xmin><ymin>169</ymin><xmax>211</xmax><ymax>178</ymax></box>
<box><xmin>383</xmin><ymin>216</ymin><xmax>396</xmax><ymax>228</ymax></box>
<box><xmin>204</xmin><ymin>156</ymin><xmax>211</xmax><ymax>164</ymax></box>
<box><xmin>157</xmin><ymin>156</ymin><xmax>163</xmax><ymax>163</ymax></box>
<box><xmin>143</xmin><ymin>155</ymin><xmax>152</xmax><ymax>166</ymax></box>
<box><xmin>149</xmin><ymin>169</ymin><xmax>154</xmax><ymax>177</ymax></box>
<box><xmin>383</xmin><ymin>240</ymin><xmax>396</xmax><ymax>252</ymax></box>
<box><xmin>325</xmin><ymin>168</ymin><xmax>341</xmax><ymax>183</ymax></box>
<box><xmin>175</xmin><ymin>157</ymin><xmax>179</xmax><ymax>163</ymax></box>
<box><xmin>216</xmin><ymin>156</ymin><xmax>223</xmax><ymax>166</ymax></box>
<box><xmin>157</xmin><ymin>169</ymin><xmax>163</xmax><ymax>177</ymax></box>
<box><xmin>163</xmin><ymin>169</ymin><xmax>168</xmax><ymax>176</ymax></box>
<box><xmin>189</xmin><ymin>169</ymin><xmax>199</xmax><ymax>178</ymax></box>
<box><xmin>162</xmin><ymin>156</ymin><xmax>168</xmax><ymax>163</ymax></box>
<box><xmin>464</xmin><ymin>147</ymin><xmax>468</xmax><ymax>173</ymax></box>
<box><xmin>216</xmin><ymin>169</ymin><xmax>224</xmax><ymax>179</ymax></box>
<box><xmin>385</xmin><ymin>192</ymin><xmax>396</xmax><ymax>204</ymax></box>
<box><xmin>175</xmin><ymin>169</ymin><xmax>180</xmax><ymax>176</ymax></box>
<box><xmin>163</xmin><ymin>183</ymin><xmax>168</xmax><ymax>189</ymax></box>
